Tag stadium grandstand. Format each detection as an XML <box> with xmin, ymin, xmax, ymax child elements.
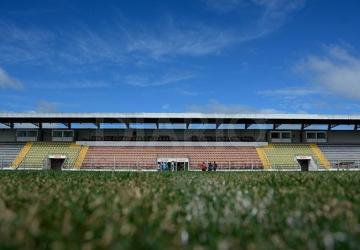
<box><xmin>1</xmin><ymin>112</ymin><xmax>360</xmax><ymax>171</ymax></box>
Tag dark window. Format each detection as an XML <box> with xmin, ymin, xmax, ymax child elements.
<box><xmin>63</xmin><ymin>131</ymin><xmax>74</xmax><ymax>137</ymax></box>
<box><xmin>271</xmin><ymin>132</ymin><xmax>280</xmax><ymax>139</ymax></box>
<box><xmin>307</xmin><ymin>132</ymin><xmax>316</xmax><ymax>139</ymax></box>
<box><xmin>317</xmin><ymin>132</ymin><xmax>326</xmax><ymax>139</ymax></box>
<box><xmin>28</xmin><ymin>131</ymin><xmax>37</xmax><ymax>137</ymax></box>
<box><xmin>53</xmin><ymin>131</ymin><xmax>62</xmax><ymax>137</ymax></box>
<box><xmin>282</xmin><ymin>132</ymin><xmax>291</xmax><ymax>139</ymax></box>
<box><xmin>17</xmin><ymin>131</ymin><xmax>27</xmax><ymax>137</ymax></box>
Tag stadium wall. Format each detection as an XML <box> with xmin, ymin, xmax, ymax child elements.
<box><xmin>1</xmin><ymin>128</ymin><xmax>360</xmax><ymax>144</ymax></box>
<box><xmin>0</xmin><ymin>129</ymin><xmax>16</xmax><ymax>142</ymax></box>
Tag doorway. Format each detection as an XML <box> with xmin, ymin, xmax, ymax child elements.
<box><xmin>295</xmin><ymin>156</ymin><xmax>318</xmax><ymax>171</ymax></box>
<box><xmin>157</xmin><ymin>158</ymin><xmax>189</xmax><ymax>171</ymax></box>
<box><xmin>297</xmin><ymin>159</ymin><xmax>309</xmax><ymax>171</ymax></box>
<box><xmin>175</xmin><ymin>161</ymin><xmax>189</xmax><ymax>171</ymax></box>
<box><xmin>46</xmin><ymin>155</ymin><xmax>67</xmax><ymax>170</ymax></box>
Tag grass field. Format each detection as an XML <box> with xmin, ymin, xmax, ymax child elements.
<box><xmin>0</xmin><ymin>171</ymin><xmax>360</xmax><ymax>250</ymax></box>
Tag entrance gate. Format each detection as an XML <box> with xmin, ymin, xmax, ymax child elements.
<box><xmin>45</xmin><ymin>155</ymin><xmax>67</xmax><ymax>170</ymax></box>
<box><xmin>295</xmin><ymin>156</ymin><xmax>318</xmax><ymax>171</ymax></box>
<box><xmin>157</xmin><ymin>157</ymin><xmax>189</xmax><ymax>171</ymax></box>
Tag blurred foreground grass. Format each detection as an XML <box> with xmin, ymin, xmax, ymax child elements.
<box><xmin>0</xmin><ymin>171</ymin><xmax>359</xmax><ymax>250</ymax></box>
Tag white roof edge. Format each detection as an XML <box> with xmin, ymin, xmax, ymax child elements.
<box><xmin>0</xmin><ymin>112</ymin><xmax>359</xmax><ymax>120</ymax></box>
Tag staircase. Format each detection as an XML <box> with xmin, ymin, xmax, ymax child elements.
<box><xmin>310</xmin><ymin>144</ymin><xmax>331</xmax><ymax>169</ymax></box>
<box><xmin>74</xmin><ymin>146</ymin><xmax>89</xmax><ymax>169</ymax></box>
<box><xmin>11</xmin><ymin>142</ymin><xmax>33</xmax><ymax>168</ymax></box>
<box><xmin>256</xmin><ymin>147</ymin><xmax>271</xmax><ymax>169</ymax></box>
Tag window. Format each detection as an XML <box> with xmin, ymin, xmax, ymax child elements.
<box><xmin>317</xmin><ymin>132</ymin><xmax>326</xmax><ymax>139</ymax></box>
<box><xmin>52</xmin><ymin>131</ymin><xmax>62</xmax><ymax>137</ymax></box>
<box><xmin>306</xmin><ymin>131</ymin><xmax>327</xmax><ymax>142</ymax></box>
<box><xmin>307</xmin><ymin>132</ymin><xmax>316</xmax><ymax>139</ymax></box>
<box><xmin>282</xmin><ymin>132</ymin><xmax>291</xmax><ymax>139</ymax></box>
<box><xmin>16</xmin><ymin>131</ymin><xmax>27</xmax><ymax>137</ymax></box>
<box><xmin>28</xmin><ymin>131</ymin><xmax>37</xmax><ymax>137</ymax></box>
<box><xmin>271</xmin><ymin>132</ymin><xmax>280</xmax><ymax>139</ymax></box>
<box><xmin>52</xmin><ymin>130</ymin><xmax>74</xmax><ymax>138</ymax></box>
<box><xmin>63</xmin><ymin>131</ymin><xmax>74</xmax><ymax>138</ymax></box>
<box><xmin>270</xmin><ymin>131</ymin><xmax>292</xmax><ymax>142</ymax></box>
<box><xmin>16</xmin><ymin>130</ymin><xmax>38</xmax><ymax>137</ymax></box>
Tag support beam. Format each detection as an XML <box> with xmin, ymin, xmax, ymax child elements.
<box><xmin>94</xmin><ymin>123</ymin><xmax>100</xmax><ymax>129</ymax></box>
<box><xmin>328</xmin><ymin>124</ymin><xmax>338</xmax><ymax>130</ymax></box>
<box><xmin>273</xmin><ymin>124</ymin><xmax>281</xmax><ymax>130</ymax></box>
<box><xmin>301</xmin><ymin>124</ymin><xmax>311</xmax><ymax>130</ymax></box>
<box><xmin>156</xmin><ymin>123</ymin><xmax>159</xmax><ymax>129</ymax></box>
<box><xmin>125</xmin><ymin>123</ymin><xmax>130</xmax><ymax>129</ymax></box>
<box><xmin>245</xmin><ymin>124</ymin><xmax>252</xmax><ymax>130</ymax></box>
<box><xmin>32</xmin><ymin>123</ymin><xmax>43</xmax><ymax>129</ymax></box>
<box><xmin>2</xmin><ymin>122</ymin><xmax>14</xmax><ymax>128</ymax></box>
<box><xmin>186</xmin><ymin>123</ymin><xmax>190</xmax><ymax>129</ymax></box>
<box><xmin>63</xmin><ymin>123</ymin><xmax>71</xmax><ymax>129</ymax></box>
<box><xmin>216</xmin><ymin>123</ymin><xmax>221</xmax><ymax>129</ymax></box>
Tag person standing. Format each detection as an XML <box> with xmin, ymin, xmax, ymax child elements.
<box><xmin>208</xmin><ymin>162</ymin><xmax>213</xmax><ymax>171</ymax></box>
<box><xmin>201</xmin><ymin>162</ymin><xmax>207</xmax><ymax>171</ymax></box>
<box><xmin>213</xmin><ymin>161</ymin><xmax>218</xmax><ymax>171</ymax></box>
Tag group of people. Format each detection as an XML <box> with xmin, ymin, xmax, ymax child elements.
<box><xmin>199</xmin><ymin>161</ymin><xmax>218</xmax><ymax>171</ymax></box>
<box><xmin>158</xmin><ymin>160</ymin><xmax>218</xmax><ymax>172</ymax></box>
<box><xmin>158</xmin><ymin>161</ymin><xmax>177</xmax><ymax>171</ymax></box>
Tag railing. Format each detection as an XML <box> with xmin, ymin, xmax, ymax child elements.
<box><xmin>82</xmin><ymin>157</ymin><xmax>263</xmax><ymax>171</ymax></box>
<box><xmin>270</xmin><ymin>165</ymin><xmax>302</xmax><ymax>171</ymax></box>
<box><xmin>0</xmin><ymin>158</ymin><xmax>9</xmax><ymax>170</ymax></box>
<box><xmin>328</xmin><ymin>160</ymin><xmax>360</xmax><ymax>170</ymax></box>
<box><xmin>2</xmin><ymin>156</ymin><xmax>360</xmax><ymax>172</ymax></box>
<box><xmin>189</xmin><ymin>161</ymin><xmax>263</xmax><ymax>171</ymax></box>
<box><xmin>0</xmin><ymin>157</ymin><xmax>18</xmax><ymax>169</ymax></box>
<box><xmin>15</xmin><ymin>154</ymin><xmax>76</xmax><ymax>170</ymax></box>
<box><xmin>83</xmin><ymin>156</ymin><xmax>157</xmax><ymax>171</ymax></box>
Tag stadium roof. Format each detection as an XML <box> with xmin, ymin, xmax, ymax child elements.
<box><xmin>1</xmin><ymin>113</ymin><xmax>360</xmax><ymax>129</ymax></box>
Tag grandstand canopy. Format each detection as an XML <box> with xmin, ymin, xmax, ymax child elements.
<box><xmin>1</xmin><ymin>113</ymin><xmax>360</xmax><ymax>129</ymax></box>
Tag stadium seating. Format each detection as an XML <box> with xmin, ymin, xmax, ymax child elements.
<box><xmin>259</xmin><ymin>144</ymin><xmax>328</xmax><ymax>169</ymax></box>
<box><xmin>318</xmin><ymin>144</ymin><xmax>360</xmax><ymax>168</ymax></box>
<box><xmin>0</xmin><ymin>143</ymin><xmax>24</xmax><ymax>168</ymax></box>
<box><xmin>82</xmin><ymin>146</ymin><xmax>263</xmax><ymax>170</ymax></box>
<box><xmin>17</xmin><ymin>142</ymin><xmax>82</xmax><ymax>169</ymax></box>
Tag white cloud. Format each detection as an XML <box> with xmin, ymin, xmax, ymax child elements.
<box><xmin>258</xmin><ymin>87</ymin><xmax>322</xmax><ymax>97</ymax></box>
<box><xmin>253</xmin><ymin>0</ymin><xmax>306</xmax><ymax>35</ymax></box>
<box><xmin>126</xmin><ymin>24</ymin><xmax>235</xmax><ymax>59</ymax></box>
<box><xmin>31</xmin><ymin>80</ymin><xmax>109</xmax><ymax>90</ymax></box>
<box><xmin>0</xmin><ymin>22</ymin><xmax>53</xmax><ymax>65</ymax></box>
<box><xmin>201</xmin><ymin>0</ymin><xmax>247</xmax><ymax>12</ymax></box>
<box><xmin>130</xmin><ymin>0</ymin><xmax>306</xmax><ymax>59</ymax></box>
<box><xmin>202</xmin><ymin>0</ymin><xmax>305</xmax><ymax>35</ymax></box>
<box><xmin>257</xmin><ymin>87</ymin><xmax>326</xmax><ymax>113</ymax></box>
<box><xmin>187</xmin><ymin>99</ymin><xmax>282</xmax><ymax>114</ymax></box>
<box><xmin>161</xmin><ymin>104</ymin><xmax>170</xmax><ymax>110</ymax></box>
<box><xmin>35</xmin><ymin>100</ymin><xmax>60</xmax><ymax>112</ymax></box>
<box><xmin>124</xmin><ymin>71</ymin><xmax>195</xmax><ymax>87</ymax></box>
<box><xmin>0</xmin><ymin>0</ymin><xmax>306</xmax><ymax>68</ymax></box>
<box><xmin>0</xmin><ymin>21</ymin><xmax>234</xmax><ymax>68</ymax></box>
<box><xmin>0</xmin><ymin>67</ymin><xmax>23</xmax><ymax>90</ymax></box>
<box><xmin>295</xmin><ymin>45</ymin><xmax>360</xmax><ymax>100</ymax></box>
<box><xmin>176</xmin><ymin>89</ymin><xmax>201</xmax><ymax>97</ymax></box>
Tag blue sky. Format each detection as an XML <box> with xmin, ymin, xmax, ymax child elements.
<box><xmin>0</xmin><ymin>0</ymin><xmax>360</xmax><ymax>114</ymax></box>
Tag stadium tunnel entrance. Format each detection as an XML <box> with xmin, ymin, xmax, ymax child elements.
<box><xmin>46</xmin><ymin>155</ymin><xmax>67</xmax><ymax>170</ymax></box>
<box><xmin>295</xmin><ymin>156</ymin><xmax>318</xmax><ymax>171</ymax></box>
<box><xmin>157</xmin><ymin>158</ymin><xmax>189</xmax><ymax>171</ymax></box>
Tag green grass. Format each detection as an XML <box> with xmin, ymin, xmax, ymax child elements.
<box><xmin>0</xmin><ymin>171</ymin><xmax>360</xmax><ymax>250</ymax></box>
